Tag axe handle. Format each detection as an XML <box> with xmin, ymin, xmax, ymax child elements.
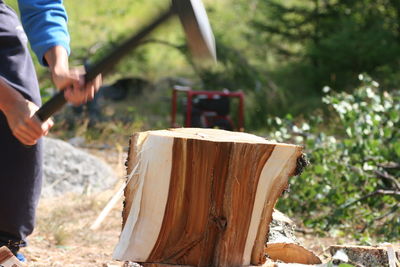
<box><xmin>36</xmin><ymin>90</ymin><xmax>68</xmax><ymax>121</ymax></box>
<box><xmin>36</xmin><ymin>6</ymin><xmax>175</xmax><ymax>121</ymax></box>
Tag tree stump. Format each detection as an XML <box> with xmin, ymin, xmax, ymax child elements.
<box><xmin>113</xmin><ymin>128</ymin><xmax>303</xmax><ymax>267</ymax></box>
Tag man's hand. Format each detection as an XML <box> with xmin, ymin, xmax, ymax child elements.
<box><xmin>51</xmin><ymin>67</ymin><xmax>102</xmax><ymax>106</ymax></box>
<box><xmin>4</xmin><ymin>99</ymin><xmax>53</xmax><ymax>145</ymax></box>
<box><xmin>0</xmin><ymin>78</ymin><xmax>53</xmax><ymax>145</ymax></box>
<box><xmin>45</xmin><ymin>46</ymin><xmax>102</xmax><ymax>106</ymax></box>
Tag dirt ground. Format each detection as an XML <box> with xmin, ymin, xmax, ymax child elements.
<box><xmin>23</xmin><ymin>147</ymin><xmax>125</xmax><ymax>267</ymax></box>
<box><xmin>24</xmin><ymin>192</ymin><xmax>123</xmax><ymax>267</ymax></box>
<box><xmin>22</xmin><ymin>148</ymin><xmax>339</xmax><ymax>266</ymax></box>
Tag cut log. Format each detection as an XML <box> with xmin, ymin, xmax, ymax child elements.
<box><xmin>0</xmin><ymin>246</ymin><xmax>27</xmax><ymax>267</ymax></box>
<box><xmin>113</xmin><ymin>128</ymin><xmax>303</xmax><ymax>267</ymax></box>
<box><xmin>268</xmin><ymin>209</ymin><xmax>298</xmax><ymax>245</ymax></box>
<box><xmin>329</xmin><ymin>245</ymin><xmax>400</xmax><ymax>267</ymax></box>
<box><xmin>264</xmin><ymin>244</ymin><xmax>321</xmax><ymax>265</ymax></box>
<box><xmin>264</xmin><ymin>210</ymin><xmax>321</xmax><ymax>265</ymax></box>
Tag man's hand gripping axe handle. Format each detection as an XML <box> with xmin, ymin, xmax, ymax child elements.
<box><xmin>35</xmin><ymin>7</ymin><xmax>175</xmax><ymax>121</ymax></box>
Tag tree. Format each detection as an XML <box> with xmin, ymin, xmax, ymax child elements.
<box><xmin>250</xmin><ymin>0</ymin><xmax>400</xmax><ymax>92</ymax></box>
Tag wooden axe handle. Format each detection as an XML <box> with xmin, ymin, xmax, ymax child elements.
<box><xmin>36</xmin><ymin>7</ymin><xmax>174</xmax><ymax>121</ymax></box>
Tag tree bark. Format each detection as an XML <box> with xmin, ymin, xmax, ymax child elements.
<box><xmin>330</xmin><ymin>245</ymin><xmax>400</xmax><ymax>267</ymax></box>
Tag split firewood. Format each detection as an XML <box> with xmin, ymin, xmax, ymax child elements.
<box><xmin>265</xmin><ymin>210</ymin><xmax>321</xmax><ymax>265</ymax></box>
<box><xmin>113</xmin><ymin>128</ymin><xmax>303</xmax><ymax>267</ymax></box>
<box><xmin>0</xmin><ymin>246</ymin><xmax>27</xmax><ymax>267</ymax></box>
<box><xmin>264</xmin><ymin>243</ymin><xmax>321</xmax><ymax>265</ymax></box>
<box><xmin>268</xmin><ymin>209</ymin><xmax>297</xmax><ymax>245</ymax></box>
<box><xmin>329</xmin><ymin>245</ymin><xmax>400</xmax><ymax>267</ymax></box>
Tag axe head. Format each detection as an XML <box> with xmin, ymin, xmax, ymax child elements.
<box><xmin>172</xmin><ymin>0</ymin><xmax>217</xmax><ymax>62</ymax></box>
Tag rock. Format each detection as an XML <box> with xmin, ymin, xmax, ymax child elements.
<box><xmin>67</xmin><ymin>136</ymin><xmax>86</xmax><ymax>147</ymax></box>
<box><xmin>42</xmin><ymin>137</ymin><xmax>117</xmax><ymax>198</ymax></box>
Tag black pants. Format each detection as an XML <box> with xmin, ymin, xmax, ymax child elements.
<box><xmin>0</xmin><ymin>1</ymin><xmax>43</xmax><ymax>253</ymax></box>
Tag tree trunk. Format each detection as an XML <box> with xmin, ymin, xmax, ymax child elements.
<box><xmin>113</xmin><ymin>128</ymin><xmax>303</xmax><ymax>267</ymax></box>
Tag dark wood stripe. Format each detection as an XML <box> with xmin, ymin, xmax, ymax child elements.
<box><xmin>148</xmin><ymin>138</ymin><xmax>222</xmax><ymax>265</ymax></box>
<box><xmin>213</xmin><ymin>143</ymin><xmax>275</xmax><ymax>266</ymax></box>
<box><xmin>123</xmin><ymin>133</ymin><xmax>140</xmax><ymax>228</ymax></box>
<box><xmin>148</xmin><ymin>138</ymin><xmax>275</xmax><ymax>266</ymax></box>
<box><xmin>197</xmin><ymin>141</ymin><xmax>233</xmax><ymax>267</ymax></box>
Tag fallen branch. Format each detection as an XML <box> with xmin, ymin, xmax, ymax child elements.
<box><xmin>374</xmin><ymin>170</ymin><xmax>400</xmax><ymax>191</ymax></box>
<box><xmin>378</xmin><ymin>162</ymin><xmax>400</xmax><ymax>170</ymax></box>
<box><xmin>294</xmin><ymin>228</ymin><xmax>314</xmax><ymax>235</ymax></box>
<box><xmin>360</xmin><ymin>204</ymin><xmax>400</xmax><ymax>233</ymax></box>
<box><xmin>341</xmin><ymin>189</ymin><xmax>400</xmax><ymax>209</ymax></box>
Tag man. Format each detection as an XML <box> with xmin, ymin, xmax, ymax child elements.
<box><xmin>0</xmin><ymin>0</ymin><xmax>101</xmax><ymax>261</ymax></box>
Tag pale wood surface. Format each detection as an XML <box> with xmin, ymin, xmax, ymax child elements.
<box><xmin>249</xmin><ymin>146</ymin><xmax>302</xmax><ymax>265</ymax></box>
<box><xmin>0</xmin><ymin>246</ymin><xmax>27</xmax><ymax>267</ymax></box>
<box><xmin>114</xmin><ymin>128</ymin><xmax>303</xmax><ymax>267</ymax></box>
<box><xmin>264</xmin><ymin>243</ymin><xmax>321</xmax><ymax>265</ymax></box>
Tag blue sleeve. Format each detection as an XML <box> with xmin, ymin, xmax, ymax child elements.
<box><xmin>17</xmin><ymin>0</ymin><xmax>70</xmax><ymax>66</ymax></box>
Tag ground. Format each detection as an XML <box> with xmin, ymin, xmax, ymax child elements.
<box><xmin>25</xmin><ymin>192</ymin><xmax>123</xmax><ymax>267</ymax></box>
<box><xmin>24</xmin><ymin>147</ymin><xmax>125</xmax><ymax>267</ymax></box>
<box><xmin>22</xmin><ymin>147</ymin><xmax>339</xmax><ymax>267</ymax></box>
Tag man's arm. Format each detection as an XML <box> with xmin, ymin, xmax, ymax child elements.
<box><xmin>18</xmin><ymin>0</ymin><xmax>101</xmax><ymax>106</ymax></box>
<box><xmin>18</xmin><ymin>0</ymin><xmax>70</xmax><ymax>66</ymax></box>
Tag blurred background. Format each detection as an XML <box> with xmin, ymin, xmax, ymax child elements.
<box><xmin>7</xmin><ymin>0</ymin><xmax>399</xmax><ymax>247</ymax></box>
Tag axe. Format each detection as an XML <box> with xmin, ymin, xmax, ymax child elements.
<box><xmin>35</xmin><ymin>0</ymin><xmax>216</xmax><ymax>121</ymax></box>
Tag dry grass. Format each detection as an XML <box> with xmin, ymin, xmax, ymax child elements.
<box><xmin>23</xmin><ymin>147</ymin><xmax>127</xmax><ymax>267</ymax></box>
<box><xmin>25</xmin><ymin>190</ymin><xmax>124</xmax><ymax>267</ymax></box>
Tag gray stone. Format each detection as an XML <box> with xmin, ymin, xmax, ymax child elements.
<box><xmin>42</xmin><ymin>137</ymin><xmax>117</xmax><ymax>198</ymax></box>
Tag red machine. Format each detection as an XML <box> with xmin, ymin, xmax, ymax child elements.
<box><xmin>171</xmin><ymin>86</ymin><xmax>245</xmax><ymax>131</ymax></box>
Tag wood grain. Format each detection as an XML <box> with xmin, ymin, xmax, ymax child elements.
<box><xmin>114</xmin><ymin>128</ymin><xmax>303</xmax><ymax>267</ymax></box>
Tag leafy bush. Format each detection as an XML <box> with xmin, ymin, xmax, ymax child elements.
<box><xmin>271</xmin><ymin>75</ymin><xmax>400</xmax><ymax>242</ymax></box>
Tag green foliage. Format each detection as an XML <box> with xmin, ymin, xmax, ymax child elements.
<box><xmin>271</xmin><ymin>75</ymin><xmax>400</xmax><ymax>241</ymax></box>
<box><xmin>197</xmin><ymin>38</ymin><xmax>262</xmax><ymax>90</ymax></box>
<box><xmin>250</xmin><ymin>0</ymin><xmax>400</xmax><ymax>92</ymax></box>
